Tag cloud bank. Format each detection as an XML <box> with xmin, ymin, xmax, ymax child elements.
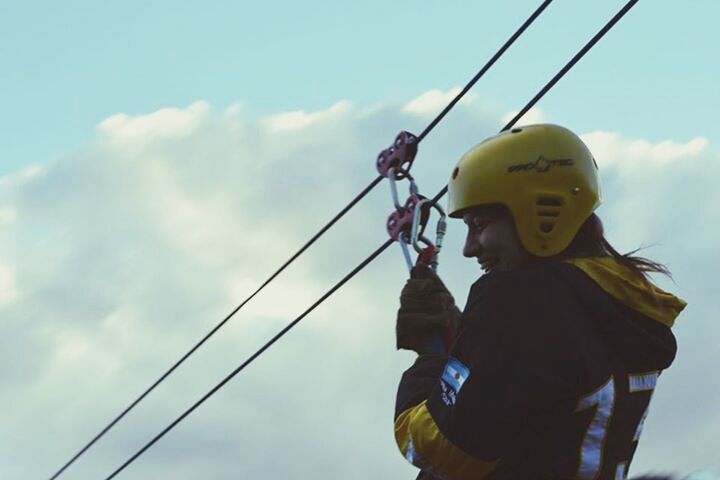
<box><xmin>1</xmin><ymin>90</ymin><xmax>717</xmax><ymax>479</ymax></box>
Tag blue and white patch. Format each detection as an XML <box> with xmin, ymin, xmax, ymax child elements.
<box><xmin>440</xmin><ymin>357</ymin><xmax>470</xmax><ymax>406</ymax></box>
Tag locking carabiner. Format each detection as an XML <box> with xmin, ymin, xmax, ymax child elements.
<box><xmin>384</xmin><ymin>166</ymin><xmax>446</xmax><ymax>273</ymax></box>
<box><xmin>410</xmin><ymin>198</ymin><xmax>447</xmax><ymax>272</ymax></box>
<box><xmin>385</xmin><ymin>168</ymin><xmax>424</xmax><ymax>271</ymax></box>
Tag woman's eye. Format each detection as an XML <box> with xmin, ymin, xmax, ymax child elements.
<box><xmin>472</xmin><ymin>220</ymin><xmax>490</xmax><ymax>230</ymax></box>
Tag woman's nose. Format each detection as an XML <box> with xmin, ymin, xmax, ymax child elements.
<box><xmin>463</xmin><ymin>233</ymin><xmax>479</xmax><ymax>258</ymax></box>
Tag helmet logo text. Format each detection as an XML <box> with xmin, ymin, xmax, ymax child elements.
<box><xmin>507</xmin><ymin>155</ymin><xmax>575</xmax><ymax>173</ymax></box>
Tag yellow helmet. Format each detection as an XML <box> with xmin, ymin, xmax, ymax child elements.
<box><xmin>448</xmin><ymin>124</ymin><xmax>601</xmax><ymax>257</ymax></box>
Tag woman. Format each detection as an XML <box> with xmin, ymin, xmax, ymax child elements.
<box><xmin>393</xmin><ymin>124</ymin><xmax>686</xmax><ymax>479</ymax></box>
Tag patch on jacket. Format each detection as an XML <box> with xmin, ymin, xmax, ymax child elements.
<box><xmin>440</xmin><ymin>357</ymin><xmax>470</xmax><ymax>406</ymax></box>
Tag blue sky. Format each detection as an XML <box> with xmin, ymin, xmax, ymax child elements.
<box><xmin>2</xmin><ymin>0</ymin><xmax>717</xmax><ymax>175</ymax></box>
<box><xmin>2</xmin><ymin>1</ymin><xmax>719</xmax><ymax>479</ymax></box>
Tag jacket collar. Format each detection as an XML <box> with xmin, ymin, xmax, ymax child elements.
<box><xmin>564</xmin><ymin>257</ymin><xmax>687</xmax><ymax>327</ymax></box>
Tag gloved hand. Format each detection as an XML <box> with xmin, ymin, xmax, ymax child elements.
<box><xmin>396</xmin><ymin>265</ymin><xmax>460</xmax><ymax>355</ymax></box>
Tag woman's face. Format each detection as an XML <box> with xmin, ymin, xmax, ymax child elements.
<box><xmin>462</xmin><ymin>206</ymin><xmax>536</xmax><ymax>274</ymax></box>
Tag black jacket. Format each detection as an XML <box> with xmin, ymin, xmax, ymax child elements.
<box><xmin>394</xmin><ymin>258</ymin><xmax>686</xmax><ymax>480</ymax></box>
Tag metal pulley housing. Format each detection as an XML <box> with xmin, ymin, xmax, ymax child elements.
<box><xmin>376</xmin><ymin>131</ymin><xmax>418</xmax><ymax>179</ymax></box>
<box><xmin>386</xmin><ymin>193</ymin><xmax>431</xmax><ymax>243</ymax></box>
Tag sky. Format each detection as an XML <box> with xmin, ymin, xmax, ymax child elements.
<box><xmin>1</xmin><ymin>1</ymin><xmax>719</xmax><ymax>479</ymax></box>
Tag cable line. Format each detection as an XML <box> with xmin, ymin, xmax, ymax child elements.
<box><xmin>416</xmin><ymin>0</ymin><xmax>553</xmax><ymax>143</ymax></box>
<box><xmin>47</xmin><ymin>176</ymin><xmax>381</xmax><ymax>480</ymax></box>
<box><xmin>501</xmin><ymin>0</ymin><xmax>639</xmax><ymax>132</ymax></box>
<box><xmin>46</xmin><ymin>4</ymin><xmax>552</xmax><ymax>479</ymax></box>
<box><xmin>100</xmin><ymin>1</ymin><xmax>640</xmax><ymax>477</ymax></box>
<box><xmin>103</xmin><ymin>239</ymin><xmax>395</xmax><ymax>480</ymax></box>
<box><xmin>431</xmin><ymin>0</ymin><xmax>640</xmax><ymax>207</ymax></box>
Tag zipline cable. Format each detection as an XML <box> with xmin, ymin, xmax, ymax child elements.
<box><xmin>103</xmin><ymin>240</ymin><xmax>395</xmax><ymax>480</ymax></box>
<box><xmin>416</xmin><ymin>0</ymin><xmax>553</xmax><ymax>143</ymax></box>
<box><xmin>46</xmin><ymin>3</ymin><xmax>553</xmax><ymax>479</ymax></box>
<box><xmin>46</xmin><ymin>177</ymin><xmax>381</xmax><ymax>480</ymax></box>
<box><xmin>100</xmin><ymin>1</ymin><xmax>640</xmax><ymax>477</ymax></box>
<box><xmin>430</xmin><ymin>0</ymin><xmax>640</xmax><ymax>206</ymax></box>
<box><xmin>500</xmin><ymin>0</ymin><xmax>639</xmax><ymax>133</ymax></box>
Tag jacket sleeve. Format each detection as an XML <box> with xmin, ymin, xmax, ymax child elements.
<box><xmin>393</xmin><ymin>272</ymin><xmax>580</xmax><ymax>480</ymax></box>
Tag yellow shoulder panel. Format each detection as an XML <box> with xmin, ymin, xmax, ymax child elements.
<box><xmin>565</xmin><ymin>257</ymin><xmax>687</xmax><ymax>327</ymax></box>
<box><xmin>395</xmin><ymin>401</ymin><xmax>498</xmax><ymax>480</ymax></box>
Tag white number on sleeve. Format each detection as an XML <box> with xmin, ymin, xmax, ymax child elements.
<box><xmin>576</xmin><ymin>376</ymin><xmax>616</xmax><ymax>479</ymax></box>
<box><xmin>575</xmin><ymin>372</ymin><xmax>659</xmax><ymax>480</ymax></box>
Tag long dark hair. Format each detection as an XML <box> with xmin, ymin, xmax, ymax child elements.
<box><xmin>558</xmin><ymin>213</ymin><xmax>673</xmax><ymax>285</ymax></box>
<box><xmin>469</xmin><ymin>204</ymin><xmax>672</xmax><ymax>286</ymax></box>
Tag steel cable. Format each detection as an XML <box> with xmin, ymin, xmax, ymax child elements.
<box><xmin>47</xmin><ymin>176</ymin><xmax>382</xmax><ymax>480</ymax></box>
<box><xmin>416</xmin><ymin>0</ymin><xmax>553</xmax><ymax>143</ymax></box>
<box><xmin>103</xmin><ymin>239</ymin><xmax>395</xmax><ymax>480</ymax></box>
<box><xmin>99</xmin><ymin>1</ymin><xmax>640</xmax><ymax>477</ymax></box>
<box><xmin>431</xmin><ymin>0</ymin><xmax>640</xmax><ymax>206</ymax></box>
<box><xmin>46</xmin><ymin>3</ymin><xmax>553</xmax><ymax>479</ymax></box>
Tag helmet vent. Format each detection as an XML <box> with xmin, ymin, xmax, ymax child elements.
<box><xmin>536</xmin><ymin>195</ymin><xmax>563</xmax><ymax>207</ymax></box>
<box><xmin>535</xmin><ymin>195</ymin><xmax>563</xmax><ymax>235</ymax></box>
<box><xmin>537</xmin><ymin>209</ymin><xmax>560</xmax><ymax>218</ymax></box>
<box><xmin>539</xmin><ymin>222</ymin><xmax>555</xmax><ymax>234</ymax></box>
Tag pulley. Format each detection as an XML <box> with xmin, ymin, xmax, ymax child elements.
<box><xmin>376</xmin><ymin>131</ymin><xmax>418</xmax><ymax>179</ymax></box>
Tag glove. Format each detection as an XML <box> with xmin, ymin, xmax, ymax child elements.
<box><xmin>396</xmin><ymin>265</ymin><xmax>460</xmax><ymax>355</ymax></box>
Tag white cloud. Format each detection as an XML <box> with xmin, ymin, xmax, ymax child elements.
<box><xmin>0</xmin><ymin>164</ymin><xmax>45</xmax><ymax>188</ymax></box>
<box><xmin>0</xmin><ymin>207</ymin><xmax>16</xmax><ymax>226</ymax></box>
<box><xmin>0</xmin><ymin>262</ymin><xmax>19</xmax><ymax>306</ymax></box>
<box><xmin>263</xmin><ymin>100</ymin><xmax>351</xmax><ymax>131</ymax></box>
<box><xmin>582</xmin><ymin>130</ymin><xmax>709</xmax><ymax>168</ymax></box>
<box><xmin>2</xmin><ymin>95</ymin><xmax>718</xmax><ymax>479</ymax></box>
<box><xmin>98</xmin><ymin>101</ymin><xmax>211</xmax><ymax>144</ymax></box>
<box><xmin>403</xmin><ymin>86</ymin><xmax>465</xmax><ymax>114</ymax></box>
<box><xmin>501</xmin><ymin>106</ymin><xmax>545</xmax><ymax>126</ymax></box>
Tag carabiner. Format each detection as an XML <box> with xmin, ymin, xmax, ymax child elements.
<box><xmin>410</xmin><ymin>199</ymin><xmax>447</xmax><ymax>271</ymax></box>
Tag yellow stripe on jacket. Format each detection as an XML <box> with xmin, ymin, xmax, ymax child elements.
<box><xmin>395</xmin><ymin>400</ymin><xmax>498</xmax><ymax>480</ymax></box>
